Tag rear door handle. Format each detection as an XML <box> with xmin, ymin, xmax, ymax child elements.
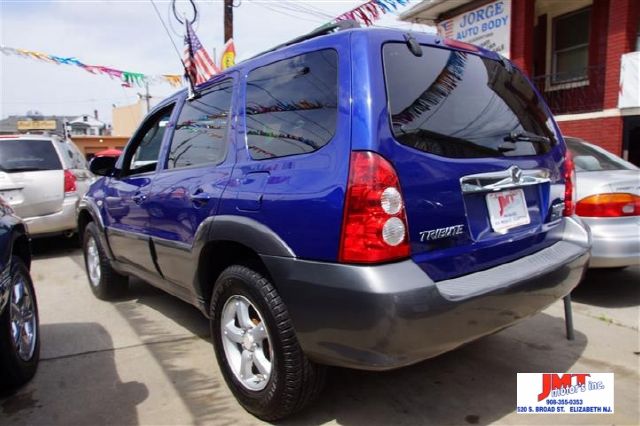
<box><xmin>190</xmin><ymin>190</ymin><xmax>212</xmax><ymax>206</ymax></box>
<box><xmin>132</xmin><ymin>193</ymin><xmax>147</xmax><ymax>205</ymax></box>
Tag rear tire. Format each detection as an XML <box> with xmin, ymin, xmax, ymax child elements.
<box><xmin>0</xmin><ymin>256</ymin><xmax>40</xmax><ymax>391</ymax></box>
<box><xmin>210</xmin><ymin>265</ymin><xmax>325</xmax><ymax>421</ymax></box>
<box><xmin>83</xmin><ymin>222</ymin><xmax>128</xmax><ymax>300</ymax></box>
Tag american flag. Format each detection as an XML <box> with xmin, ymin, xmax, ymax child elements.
<box><xmin>183</xmin><ymin>21</ymin><xmax>219</xmax><ymax>86</ymax></box>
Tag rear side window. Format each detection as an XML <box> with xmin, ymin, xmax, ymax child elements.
<box><xmin>383</xmin><ymin>43</ymin><xmax>558</xmax><ymax>158</ymax></box>
<box><xmin>64</xmin><ymin>141</ymin><xmax>87</xmax><ymax>169</ymax></box>
<box><xmin>245</xmin><ymin>49</ymin><xmax>338</xmax><ymax>160</ymax></box>
<box><xmin>0</xmin><ymin>140</ymin><xmax>62</xmax><ymax>172</ymax></box>
<box><xmin>168</xmin><ymin>80</ymin><xmax>234</xmax><ymax>169</ymax></box>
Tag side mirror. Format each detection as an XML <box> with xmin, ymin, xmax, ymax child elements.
<box><xmin>89</xmin><ymin>156</ymin><xmax>118</xmax><ymax>176</ymax></box>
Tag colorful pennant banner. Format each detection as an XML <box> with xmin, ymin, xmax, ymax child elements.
<box><xmin>0</xmin><ymin>45</ymin><xmax>183</xmax><ymax>88</ymax></box>
<box><xmin>0</xmin><ymin>1</ymin><xmax>410</xmax><ymax>89</ymax></box>
<box><xmin>335</xmin><ymin>0</ymin><xmax>409</xmax><ymax>27</ymax></box>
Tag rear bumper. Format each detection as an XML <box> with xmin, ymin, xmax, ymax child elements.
<box><xmin>23</xmin><ymin>196</ymin><xmax>78</xmax><ymax>237</ymax></box>
<box><xmin>262</xmin><ymin>217</ymin><xmax>590</xmax><ymax>371</ymax></box>
<box><xmin>581</xmin><ymin>216</ymin><xmax>640</xmax><ymax>268</ymax></box>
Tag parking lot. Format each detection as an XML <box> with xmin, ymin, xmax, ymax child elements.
<box><xmin>1</xmin><ymin>237</ymin><xmax>638</xmax><ymax>425</ymax></box>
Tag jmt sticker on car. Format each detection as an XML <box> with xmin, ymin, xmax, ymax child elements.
<box><xmin>516</xmin><ymin>373</ymin><xmax>614</xmax><ymax>414</ymax></box>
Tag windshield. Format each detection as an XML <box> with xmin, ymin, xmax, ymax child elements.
<box><xmin>0</xmin><ymin>139</ymin><xmax>62</xmax><ymax>172</ymax></box>
<box><xmin>383</xmin><ymin>43</ymin><xmax>558</xmax><ymax>158</ymax></box>
<box><xmin>566</xmin><ymin>139</ymin><xmax>638</xmax><ymax>172</ymax></box>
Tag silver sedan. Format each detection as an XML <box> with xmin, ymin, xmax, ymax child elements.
<box><xmin>566</xmin><ymin>137</ymin><xmax>640</xmax><ymax>268</ymax></box>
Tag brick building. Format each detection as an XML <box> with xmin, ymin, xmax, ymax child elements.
<box><xmin>400</xmin><ymin>0</ymin><xmax>640</xmax><ymax>164</ymax></box>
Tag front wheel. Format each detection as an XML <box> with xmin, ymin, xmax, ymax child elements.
<box><xmin>83</xmin><ymin>222</ymin><xmax>128</xmax><ymax>300</ymax></box>
<box><xmin>210</xmin><ymin>265</ymin><xmax>325</xmax><ymax>421</ymax></box>
<box><xmin>0</xmin><ymin>256</ymin><xmax>40</xmax><ymax>391</ymax></box>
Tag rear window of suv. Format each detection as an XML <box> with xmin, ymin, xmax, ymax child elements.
<box><xmin>0</xmin><ymin>139</ymin><xmax>62</xmax><ymax>172</ymax></box>
<box><xmin>383</xmin><ymin>43</ymin><xmax>558</xmax><ymax>158</ymax></box>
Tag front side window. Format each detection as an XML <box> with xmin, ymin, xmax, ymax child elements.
<box><xmin>168</xmin><ymin>80</ymin><xmax>234</xmax><ymax>169</ymax></box>
<box><xmin>383</xmin><ymin>43</ymin><xmax>558</xmax><ymax>159</ymax></box>
<box><xmin>124</xmin><ymin>105</ymin><xmax>174</xmax><ymax>175</ymax></box>
<box><xmin>552</xmin><ymin>8</ymin><xmax>591</xmax><ymax>83</ymax></box>
<box><xmin>245</xmin><ymin>49</ymin><xmax>338</xmax><ymax>160</ymax></box>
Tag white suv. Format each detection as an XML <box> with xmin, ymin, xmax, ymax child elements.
<box><xmin>0</xmin><ymin>134</ymin><xmax>92</xmax><ymax>237</ymax></box>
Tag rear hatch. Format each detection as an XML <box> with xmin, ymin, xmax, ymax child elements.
<box><xmin>382</xmin><ymin>42</ymin><xmax>566</xmax><ymax>281</ymax></box>
<box><xmin>0</xmin><ymin>138</ymin><xmax>64</xmax><ymax>218</ymax></box>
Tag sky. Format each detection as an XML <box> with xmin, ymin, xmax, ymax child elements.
<box><xmin>0</xmin><ymin>0</ymin><xmax>433</xmax><ymax>125</ymax></box>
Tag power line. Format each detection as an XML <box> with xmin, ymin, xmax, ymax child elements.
<box><xmin>248</xmin><ymin>1</ymin><xmax>326</xmax><ymax>24</ymax></box>
<box><xmin>149</xmin><ymin>0</ymin><xmax>185</xmax><ymax>67</ymax></box>
<box><xmin>3</xmin><ymin>96</ymin><xmax>138</xmax><ymax>105</ymax></box>
<box><xmin>150</xmin><ymin>0</ymin><xmax>199</xmax><ymax>95</ymax></box>
<box><xmin>275</xmin><ymin>2</ymin><xmax>335</xmax><ymax>20</ymax></box>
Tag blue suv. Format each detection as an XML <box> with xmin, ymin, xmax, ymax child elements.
<box><xmin>80</xmin><ymin>23</ymin><xmax>590</xmax><ymax>420</ymax></box>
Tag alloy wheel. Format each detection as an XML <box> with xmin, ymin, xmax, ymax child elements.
<box><xmin>9</xmin><ymin>274</ymin><xmax>37</xmax><ymax>362</ymax></box>
<box><xmin>220</xmin><ymin>295</ymin><xmax>273</xmax><ymax>391</ymax></box>
<box><xmin>86</xmin><ymin>236</ymin><xmax>101</xmax><ymax>287</ymax></box>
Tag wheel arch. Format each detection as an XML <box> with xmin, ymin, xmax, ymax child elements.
<box><xmin>77</xmin><ymin>200</ymin><xmax>115</xmax><ymax>261</ymax></box>
<box><xmin>11</xmin><ymin>230</ymin><xmax>31</xmax><ymax>270</ymax></box>
<box><xmin>77</xmin><ymin>209</ymin><xmax>94</xmax><ymax>238</ymax></box>
<box><xmin>196</xmin><ymin>240</ymin><xmax>273</xmax><ymax>315</ymax></box>
<box><xmin>193</xmin><ymin>216</ymin><xmax>295</xmax><ymax>315</ymax></box>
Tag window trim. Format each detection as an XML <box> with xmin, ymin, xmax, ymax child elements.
<box><xmin>243</xmin><ymin>48</ymin><xmax>339</xmax><ymax>161</ymax></box>
<box><xmin>550</xmin><ymin>6</ymin><xmax>591</xmax><ymax>85</ymax></box>
<box><xmin>164</xmin><ymin>78</ymin><xmax>235</xmax><ymax>171</ymax></box>
<box><xmin>119</xmin><ymin>102</ymin><xmax>176</xmax><ymax>178</ymax></box>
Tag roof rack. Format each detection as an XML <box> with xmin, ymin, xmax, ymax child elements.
<box><xmin>248</xmin><ymin>20</ymin><xmax>360</xmax><ymax>60</ymax></box>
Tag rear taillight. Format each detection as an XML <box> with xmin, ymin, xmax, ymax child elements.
<box><xmin>563</xmin><ymin>150</ymin><xmax>576</xmax><ymax>216</ymax></box>
<box><xmin>576</xmin><ymin>193</ymin><xmax>640</xmax><ymax>217</ymax></box>
<box><xmin>339</xmin><ymin>151</ymin><xmax>410</xmax><ymax>264</ymax></box>
<box><xmin>64</xmin><ymin>170</ymin><xmax>77</xmax><ymax>194</ymax></box>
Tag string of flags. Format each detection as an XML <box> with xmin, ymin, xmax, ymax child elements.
<box><xmin>335</xmin><ymin>0</ymin><xmax>409</xmax><ymax>27</ymax></box>
<box><xmin>0</xmin><ymin>45</ymin><xmax>183</xmax><ymax>88</ymax></box>
<box><xmin>0</xmin><ymin>1</ymin><xmax>408</xmax><ymax>89</ymax></box>
<box><xmin>0</xmin><ymin>39</ymin><xmax>237</xmax><ymax>90</ymax></box>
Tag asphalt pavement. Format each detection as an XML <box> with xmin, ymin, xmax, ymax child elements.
<box><xmin>1</xmin><ymin>237</ymin><xmax>638</xmax><ymax>425</ymax></box>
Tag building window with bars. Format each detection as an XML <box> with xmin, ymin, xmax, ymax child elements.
<box><xmin>552</xmin><ymin>8</ymin><xmax>591</xmax><ymax>84</ymax></box>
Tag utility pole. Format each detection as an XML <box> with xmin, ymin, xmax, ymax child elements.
<box><xmin>224</xmin><ymin>0</ymin><xmax>233</xmax><ymax>42</ymax></box>
<box><xmin>138</xmin><ymin>82</ymin><xmax>152</xmax><ymax>113</ymax></box>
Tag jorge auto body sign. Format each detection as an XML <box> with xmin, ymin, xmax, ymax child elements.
<box><xmin>437</xmin><ymin>0</ymin><xmax>511</xmax><ymax>58</ymax></box>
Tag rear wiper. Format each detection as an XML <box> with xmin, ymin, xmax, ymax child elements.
<box><xmin>504</xmin><ymin>130</ymin><xmax>550</xmax><ymax>144</ymax></box>
<box><xmin>499</xmin><ymin>131</ymin><xmax>550</xmax><ymax>152</ymax></box>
